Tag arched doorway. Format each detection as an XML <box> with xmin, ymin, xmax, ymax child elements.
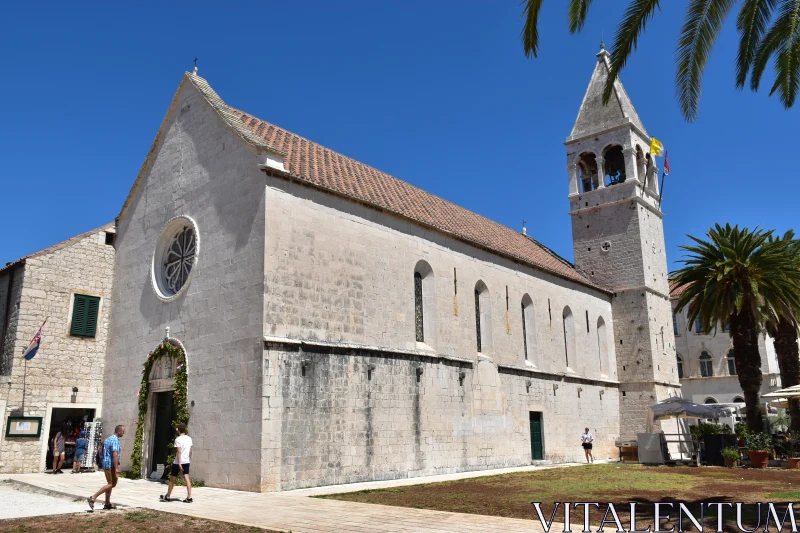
<box><xmin>130</xmin><ymin>337</ymin><xmax>189</xmax><ymax>479</ymax></box>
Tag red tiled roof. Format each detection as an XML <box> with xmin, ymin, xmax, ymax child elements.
<box><xmin>224</xmin><ymin>107</ymin><xmax>603</xmax><ymax>292</ymax></box>
<box><xmin>669</xmin><ymin>279</ymin><xmax>691</xmax><ymax>298</ymax></box>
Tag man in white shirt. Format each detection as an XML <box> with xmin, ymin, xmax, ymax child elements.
<box><xmin>581</xmin><ymin>427</ymin><xmax>594</xmax><ymax>463</ymax></box>
<box><xmin>160</xmin><ymin>423</ymin><xmax>193</xmax><ymax>503</ymax></box>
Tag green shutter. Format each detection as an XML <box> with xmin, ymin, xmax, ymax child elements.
<box><xmin>70</xmin><ymin>294</ymin><xmax>100</xmax><ymax>337</ymax></box>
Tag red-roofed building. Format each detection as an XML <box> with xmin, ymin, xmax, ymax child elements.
<box><xmin>81</xmin><ymin>48</ymin><xmax>683</xmax><ymax>491</ymax></box>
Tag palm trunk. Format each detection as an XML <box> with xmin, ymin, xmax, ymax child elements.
<box><xmin>731</xmin><ymin>310</ymin><xmax>765</xmax><ymax>433</ymax></box>
<box><xmin>773</xmin><ymin>318</ymin><xmax>800</xmax><ymax>432</ymax></box>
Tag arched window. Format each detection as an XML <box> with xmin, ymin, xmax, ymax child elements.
<box><xmin>413</xmin><ymin>261</ymin><xmax>435</xmax><ymax>345</ymax></box>
<box><xmin>521</xmin><ymin>294</ymin><xmax>536</xmax><ymax>365</ymax></box>
<box><xmin>636</xmin><ymin>145</ymin><xmax>646</xmax><ymax>181</ymax></box>
<box><xmin>727</xmin><ymin>349</ymin><xmax>736</xmax><ymax>375</ymax></box>
<box><xmin>577</xmin><ymin>152</ymin><xmax>599</xmax><ymax>193</ymax></box>
<box><xmin>699</xmin><ymin>351</ymin><xmax>714</xmax><ymax>377</ymax></box>
<box><xmin>603</xmin><ymin>145</ymin><xmax>626</xmax><ymax>186</ymax></box>
<box><xmin>733</xmin><ymin>396</ymin><xmax>745</xmax><ymax>404</ymax></box>
<box><xmin>704</xmin><ymin>397</ymin><xmax>718</xmax><ymax>404</ymax></box>
<box><xmin>597</xmin><ymin>316</ymin><xmax>608</xmax><ymax>374</ymax></box>
<box><xmin>474</xmin><ymin>281</ymin><xmax>492</xmax><ymax>353</ymax></box>
<box><xmin>414</xmin><ymin>272</ymin><xmax>424</xmax><ymax>341</ymax></box>
<box><xmin>677</xmin><ymin>355</ymin><xmax>684</xmax><ymax>379</ymax></box>
<box><xmin>562</xmin><ymin>306</ymin><xmax>575</xmax><ymax>369</ymax></box>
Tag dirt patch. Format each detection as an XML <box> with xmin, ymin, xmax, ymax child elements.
<box><xmin>0</xmin><ymin>508</ymin><xmax>283</xmax><ymax>533</ymax></box>
<box><xmin>320</xmin><ymin>464</ymin><xmax>800</xmax><ymax>531</ymax></box>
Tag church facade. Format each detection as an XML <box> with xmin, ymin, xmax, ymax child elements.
<box><xmin>100</xmin><ymin>49</ymin><xmax>679</xmax><ymax>492</ymax></box>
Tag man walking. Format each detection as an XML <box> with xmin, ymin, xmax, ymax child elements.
<box><xmin>72</xmin><ymin>431</ymin><xmax>88</xmax><ymax>473</ymax></box>
<box><xmin>160</xmin><ymin>423</ymin><xmax>193</xmax><ymax>503</ymax></box>
<box><xmin>88</xmin><ymin>424</ymin><xmax>125</xmax><ymax>511</ymax></box>
<box><xmin>581</xmin><ymin>427</ymin><xmax>594</xmax><ymax>463</ymax></box>
<box><xmin>51</xmin><ymin>429</ymin><xmax>65</xmax><ymax>474</ymax></box>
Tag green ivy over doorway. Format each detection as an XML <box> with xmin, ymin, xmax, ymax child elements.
<box><xmin>130</xmin><ymin>340</ymin><xmax>188</xmax><ymax>477</ymax></box>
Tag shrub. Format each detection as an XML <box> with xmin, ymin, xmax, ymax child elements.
<box><xmin>746</xmin><ymin>432</ymin><xmax>774</xmax><ymax>452</ymax></box>
<box><xmin>721</xmin><ymin>447</ymin><xmax>740</xmax><ymax>461</ymax></box>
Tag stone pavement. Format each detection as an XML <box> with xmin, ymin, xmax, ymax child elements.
<box><xmin>1</xmin><ymin>463</ymin><xmax>608</xmax><ymax>532</ymax></box>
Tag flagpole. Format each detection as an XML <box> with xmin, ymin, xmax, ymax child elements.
<box><xmin>22</xmin><ymin>358</ymin><xmax>27</xmax><ymax>416</ymax></box>
<box><xmin>658</xmin><ymin>170</ymin><xmax>666</xmax><ymax>209</ymax></box>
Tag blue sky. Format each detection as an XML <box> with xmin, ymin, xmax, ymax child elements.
<box><xmin>1</xmin><ymin>1</ymin><xmax>796</xmax><ymax>271</ymax></box>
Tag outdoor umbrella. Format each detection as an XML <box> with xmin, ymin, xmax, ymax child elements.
<box><xmin>646</xmin><ymin>397</ymin><xmax>733</xmax><ymax>431</ymax></box>
<box><xmin>762</xmin><ymin>384</ymin><xmax>800</xmax><ymax>399</ymax></box>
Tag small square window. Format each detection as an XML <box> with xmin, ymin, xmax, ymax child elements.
<box><xmin>104</xmin><ymin>232</ymin><xmax>115</xmax><ymax>246</ymax></box>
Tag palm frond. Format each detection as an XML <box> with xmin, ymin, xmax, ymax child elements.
<box><xmin>736</xmin><ymin>0</ymin><xmax>777</xmax><ymax>88</ymax></box>
<box><xmin>568</xmin><ymin>0</ymin><xmax>594</xmax><ymax>34</ymax></box>
<box><xmin>676</xmin><ymin>0</ymin><xmax>736</xmax><ymax>122</ymax></box>
<box><xmin>522</xmin><ymin>0</ymin><xmax>545</xmax><ymax>58</ymax></box>
<box><xmin>751</xmin><ymin>0</ymin><xmax>800</xmax><ymax>109</ymax></box>
<box><xmin>768</xmin><ymin>0</ymin><xmax>800</xmax><ymax>107</ymax></box>
<box><xmin>603</xmin><ymin>0</ymin><xmax>662</xmax><ymax>106</ymax></box>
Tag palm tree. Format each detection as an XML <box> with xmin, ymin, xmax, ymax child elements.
<box><xmin>766</xmin><ymin>231</ymin><xmax>800</xmax><ymax>432</ymax></box>
<box><xmin>521</xmin><ymin>0</ymin><xmax>800</xmax><ymax>121</ymax></box>
<box><xmin>671</xmin><ymin>224</ymin><xmax>800</xmax><ymax>432</ymax></box>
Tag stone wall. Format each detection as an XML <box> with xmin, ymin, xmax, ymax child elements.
<box><xmin>0</xmin><ymin>226</ymin><xmax>114</xmax><ymax>473</ymax></box>
<box><xmin>258</xmin><ymin>175</ymin><xmax>621</xmax><ymax>490</ymax></box>
<box><xmin>262</xmin><ymin>177</ymin><xmax>617</xmax><ymax>378</ymax></box>
<box><xmin>103</xmin><ymin>78</ymin><xmax>268</xmax><ymax>491</ymax></box>
<box><xmin>262</xmin><ymin>343</ymin><xmax>619</xmax><ymax>491</ymax></box>
<box><xmin>0</xmin><ymin>265</ymin><xmax>25</xmax><ymax>377</ymax></box>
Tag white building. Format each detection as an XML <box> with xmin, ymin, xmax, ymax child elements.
<box><xmin>671</xmin><ymin>283</ymin><xmax>782</xmax><ymax>409</ymax></box>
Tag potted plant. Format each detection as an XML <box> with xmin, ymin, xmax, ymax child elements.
<box><xmin>746</xmin><ymin>432</ymin><xmax>773</xmax><ymax>468</ymax></box>
<box><xmin>721</xmin><ymin>446</ymin><xmax>739</xmax><ymax>467</ymax></box>
<box><xmin>787</xmin><ymin>439</ymin><xmax>800</xmax><ymax>469</ymax></box>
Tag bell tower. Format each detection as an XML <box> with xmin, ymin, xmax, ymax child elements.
<box><xmin>566</xmin><ymin>45</ymin><xmax>681</xmax><ymax>440</ymax></box>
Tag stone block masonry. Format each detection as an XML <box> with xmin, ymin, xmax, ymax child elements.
<box><xmin>261</xmin><ymin>342</ymin><xmax>619</xmax><ymax>491</ymax></box>
<box><xmin>0</xmin><ymin>225</ymin><xmax>114</xmax><ymax>473</ymax></box>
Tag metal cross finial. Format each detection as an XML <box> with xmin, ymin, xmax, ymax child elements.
<box><xmin>193</xmin><ymin>57</ymin><xmax>198</xmax><ymax>67</ymax></box>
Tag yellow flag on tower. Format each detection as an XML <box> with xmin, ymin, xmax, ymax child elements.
<box><xmin>649</xmin><ymin>137</ymin><xmax>665</xmax><ymax>157</ymax></box>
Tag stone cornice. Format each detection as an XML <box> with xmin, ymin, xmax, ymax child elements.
<box><xmin>497</xmin><ymin>364</ymin><xmax>620</xmax><ymax>387</ymax></box>
<box><xmin>262</xmin><ymin>336</ymin><xmax>474</xmax><ymax>366</ymax></box>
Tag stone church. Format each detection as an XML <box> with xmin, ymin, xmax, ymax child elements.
<box><xmin>96</xmin><ymin>46</ymin><xmax>680</xmax><ymax>492</ymax></box>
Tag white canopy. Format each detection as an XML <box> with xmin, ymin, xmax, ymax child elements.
<box><xmin>647</xmin><ymin>397</ymin><xmax>733</xmax><ymax>428</ymax></box>
<box><xmin>762</xmin><ymin>384</ymin><xmax>800</xmax><ymax>399</ymax></box>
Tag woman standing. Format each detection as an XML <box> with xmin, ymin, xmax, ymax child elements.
<box><xmin>581</xmin><ymin>427</ymin><xmax>594</xmax><ymax>463</ymax></box>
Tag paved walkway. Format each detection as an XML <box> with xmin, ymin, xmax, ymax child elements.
<box><xmin>1</xmin><ymin>463</ymin><xmax>608</xmax><ymax>532</ymax></box>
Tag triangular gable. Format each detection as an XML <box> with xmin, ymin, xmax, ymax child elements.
<box><xmin>116</xmin><ymin>72</ymin><xmax>284</xmax><ymax>225</ymax></box>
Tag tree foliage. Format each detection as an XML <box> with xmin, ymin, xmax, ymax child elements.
<box><xmin>670</xmin><ymin>224</ymin><xmax>800</xmax><ymax>432</ymax></box>
<box><xmin>521</xmin><ymin>0</ymin><xmax>800</xmax><ymax>120</ymax></box>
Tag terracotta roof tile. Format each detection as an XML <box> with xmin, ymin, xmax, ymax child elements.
<box><xmin>185</xmin><ymin>73</ymin><xmax>605</xmax><ymax>292</ymax></box>
<box><xmin>669</xmin><ymin>279</ymin><xmax>691</xmax><ymax>298</ymax></box>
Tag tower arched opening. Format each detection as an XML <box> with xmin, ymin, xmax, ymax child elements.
<box><xmin>577</xmin><ymin>152</ymin><xmax>599</xmax><ymax>193</ymax></box>
<box><xmin>603</xmin><ymin>145</ymin><xmax>626</xmax><ymax>186</ymax></box>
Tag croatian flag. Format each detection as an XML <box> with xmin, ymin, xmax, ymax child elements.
<box><xmin>22</xmin><ymin>319</ymin><xmax>46</xmax><ymax>360</ymax></box>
